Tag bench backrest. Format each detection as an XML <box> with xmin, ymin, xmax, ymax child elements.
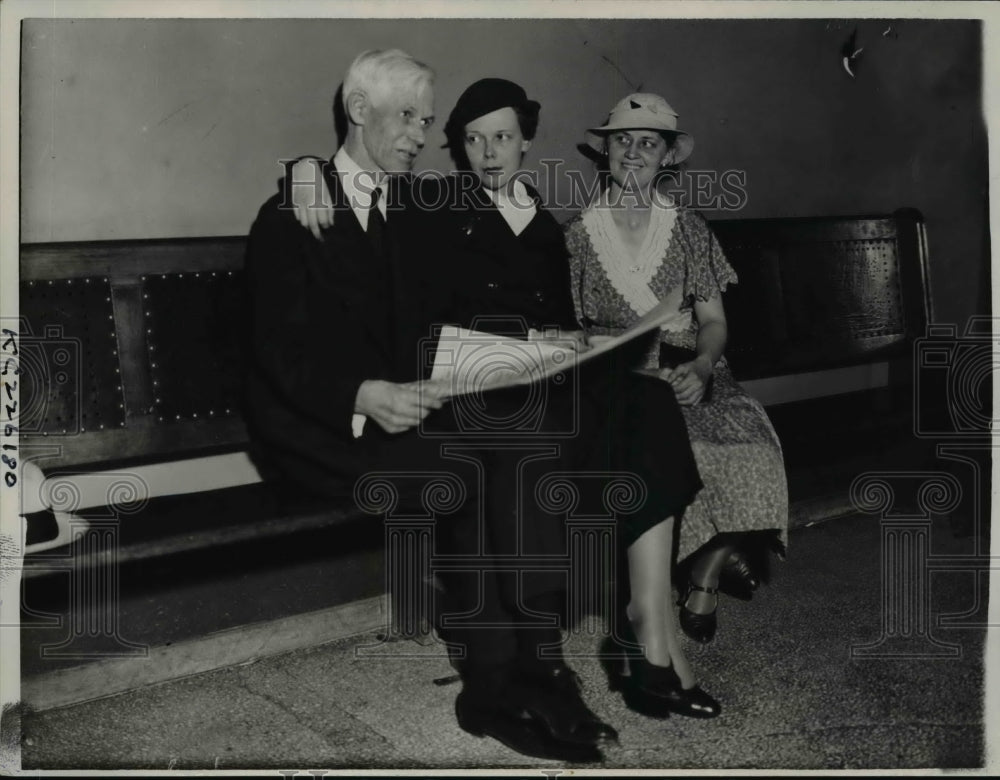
<box><xmin>20</xmin><ymin>238</ymin><xmax>248</xmax><ymax>471</ymax></box>
<box><xmin>19</xmin><ymin>209</ymin><xmax>931</xmax><ymax>473</ymax></box>
<box><xmin>714</xmin><ymin>209</ymin><xmax>931</xmax><ymax>380</ymax></box>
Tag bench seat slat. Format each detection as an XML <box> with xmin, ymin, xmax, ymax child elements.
<box><xmin>22</xmin><ymin>482</ymin><xmax>363</xmax><ymax>573</ymax></box>
<box><xmin>28</xmin><ymin>417</ymin><xmax>249</xmax><ymax>472</ymax></box>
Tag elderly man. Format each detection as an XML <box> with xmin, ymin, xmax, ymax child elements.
<box><xmin>245</xmin><ymin>49</ymin><xmax>613</xmax><ymax>763</ymax></box>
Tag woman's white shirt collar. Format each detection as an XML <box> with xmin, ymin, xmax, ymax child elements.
<box><xmin>483</xmin><ymin>179</ymin><xmax>537</xmax><ymax>236</ymax></box>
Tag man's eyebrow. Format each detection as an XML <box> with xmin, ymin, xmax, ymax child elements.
<box><xmin>403</xmin><ymin>104</ymin><xmax>434</xmax><ymax>121</ymax></box>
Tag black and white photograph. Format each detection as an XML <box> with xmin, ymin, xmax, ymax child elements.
<box><xmin>0</xmin><ymin>0</ymin><xmax>996</xmax><ymax>773</ymax></box>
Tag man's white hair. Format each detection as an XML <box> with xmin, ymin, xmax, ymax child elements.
<box><xmin>342</xmin><ymin>48</ymin><xmax>434</xmax><ymax>110</ymax></box>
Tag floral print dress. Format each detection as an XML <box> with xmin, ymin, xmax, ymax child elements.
<box><xmin>564</xmin><ymin>198</ymin><xmax>789</xmax><ymax>562</ymax></box>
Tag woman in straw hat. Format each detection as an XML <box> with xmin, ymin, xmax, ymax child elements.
<box><xmin>564</xmin><ymin>93</ymin><xmax>789</xmax><ymax>664</ymax></box>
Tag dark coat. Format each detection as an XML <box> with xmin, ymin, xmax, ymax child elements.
<box><xmin>244</xmin><ymin>162</ymin><xmax>444</xmax><ymax>494</ymax></box>
<box><xmin>432</xmin><ymin>181</ymin><xmax>581</xmax><ymax>337</ymax></box>
<box><xmin>243</xmin><ymin>165</ymin><xmax>577</xmax><ymax>637</ymax></box>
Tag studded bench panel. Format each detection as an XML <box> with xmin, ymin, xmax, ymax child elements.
<box><xmin>141</xmin><ymin>270</ymin><xmax>247</xmax><ymax>424</ymax></box>
<box><xmin>19</xmin><ymin>277</ymin><xmax>126</xmax><ymax>435</ymax></box>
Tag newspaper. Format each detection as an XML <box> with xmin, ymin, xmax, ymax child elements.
<box><xmin>428</xmin><ymin>298</ymin><xmax>673</xmax><ymax>397</ymax></box>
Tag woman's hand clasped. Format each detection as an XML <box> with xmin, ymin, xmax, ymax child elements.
<box><xmin>660</xmin><ymin>355</ymin><xmax>713</xmax><ymax>406</ymax></box>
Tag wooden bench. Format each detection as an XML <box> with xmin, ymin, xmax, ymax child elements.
<box><xmin>714</xmin><ymin>208</ymin><xmax>933</xmax><ymax>503</ymax></box>
<box><xmin>17</xmin><ymin>236</ymin><xmax>344</xmax><ymax>568</ymax></box>
<box><xmin>17</xmin><ymin>207</ymin><xmax>932</xmax><ymax>596</ymax></box>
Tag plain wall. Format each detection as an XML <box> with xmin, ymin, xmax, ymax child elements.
<box><xmin>20</xmin><ymin>17</ymin><xmax>988</xmax><ymax>326</ymax></box>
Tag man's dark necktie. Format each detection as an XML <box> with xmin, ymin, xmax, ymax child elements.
<box><xmin>368</xmin><ymin>184</ymin><xmax>398</xmax><ymax>370</ymax></box>
<box><xmin>368</xmin><ymin>186</ymin><xmax>386</xmax><ymax>257</ymax></box>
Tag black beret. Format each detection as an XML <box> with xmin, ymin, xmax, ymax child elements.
<box><xmin>443</xmin><ymin>78</ymin><xmax>540</xmax><ymax>147</ymax></box>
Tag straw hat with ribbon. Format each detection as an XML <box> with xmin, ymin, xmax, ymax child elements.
<box><xmin>585</xmin><ymin>92</ymin><xmax>694</xmax><ymax>164</ymax></box>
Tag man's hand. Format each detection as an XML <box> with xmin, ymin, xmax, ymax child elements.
<box><xmin>659</xmin><ymin>355</ymin><xmax>713</xmax><ymax>406</ymax></box>
<box><xmin>355</xmin><ymin>379</ymin><xmax>448</xmax><ymax>434</ymax></box>
<box><xmin>290</xmin><ymin>157</ymin><xmax>335</xmax><ymax>241</ymax></box>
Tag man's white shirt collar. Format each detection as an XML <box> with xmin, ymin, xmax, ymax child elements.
<box><xmin>334</xmin><ymin>147</ymin><xmax>387</xmax><ymax>231</ymax></box>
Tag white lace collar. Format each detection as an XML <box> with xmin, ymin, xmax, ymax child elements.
<box><xmin>581</xmin><ymin>191</ymin><xmax>679</xmax><ymax>318</ymax></box>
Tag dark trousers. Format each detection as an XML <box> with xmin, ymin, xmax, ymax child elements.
<box><xmin>426</xmin><ymin>382</ymin><xmax>577</xmax><ymax>673</ymax></box>
<box><xmin>433</xmin><ymin>443</ymin><xmax>570</xmax><ymax>672</ymax></box>
<box><xmin>265</xmin><ymin>384</ymin><xmax>576</xmax><ymax>675</ymax></box>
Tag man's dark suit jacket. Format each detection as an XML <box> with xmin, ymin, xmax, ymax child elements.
<box><xmin>244</xmin><ymin>164</ymin><xmax>577</xmax><ymax>616</ymax></box>
<box><xmin>244</xmin><ymin>161</ymin><xmax>445</xmax><ymax>496</ymax></box>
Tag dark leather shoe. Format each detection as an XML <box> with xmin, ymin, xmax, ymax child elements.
<box><xmin>718</xmin><ymin>549</ymin><xmax>758</xmax><ymax>601</ymax></box>
<box><xmin>601</xmin><ymin>630</ymin><xmax>721</xmax><ymax>720</ymax></box>
<box><xmin>624</xmin><ymin>658</ymin><xmax>721</xmax><ymax>720</ymax></box>
<box><xmin>679</xmin><ymin>583</ymin><xmax>718</xmax><ymax>644</ymax></box>
<box><xmin>455</xmin><ymin>687</ymin><xmax>603</xmax><ymax>763</ymax></box>
<box><xmin>522</xmin><ymin>660</ymin><xmax>619</xmax><ymax>745</ymax></box>
<box><xmin>526</xmin><ymin>659</ymin><xmax>583</xmax><ymax>693</ymax></box>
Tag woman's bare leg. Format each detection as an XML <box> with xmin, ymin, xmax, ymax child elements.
<box><xmin>626</xmin><ymin>516</ymin><xmax>696</xmax><ymax>689</ymax></box>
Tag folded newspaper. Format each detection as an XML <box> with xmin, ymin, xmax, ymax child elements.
<box><xmin>428</xmin><ymin>299</ymin><xmax>674</xmax><ymax>398</ymax></box>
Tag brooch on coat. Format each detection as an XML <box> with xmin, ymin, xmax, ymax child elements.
<box><xmin>460</xmin><ymin>213</ymin><xmax>481</xmax><ymax>237</ymax></box>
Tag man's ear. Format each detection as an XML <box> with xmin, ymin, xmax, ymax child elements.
<box><xmin>520</xmin><ymin>139</ymin><xmax>533</xmax><ymax>154</ymax></box>
<box><xmin>345</xmin><ymin>89</ymin><xmax>368</xmax><ymax>126</ymax></box>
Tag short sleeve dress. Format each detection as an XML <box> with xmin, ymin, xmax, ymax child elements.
<box><xmin>564</xmin><ymin>199</ymin><xmax>789</xmax><ymax>562</ymax></box>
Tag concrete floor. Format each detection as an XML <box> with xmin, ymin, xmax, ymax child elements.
<box><xmin>10</xmin><ymin>511</ymin><xmax>993</xmax><ymax>772</ymax></box>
